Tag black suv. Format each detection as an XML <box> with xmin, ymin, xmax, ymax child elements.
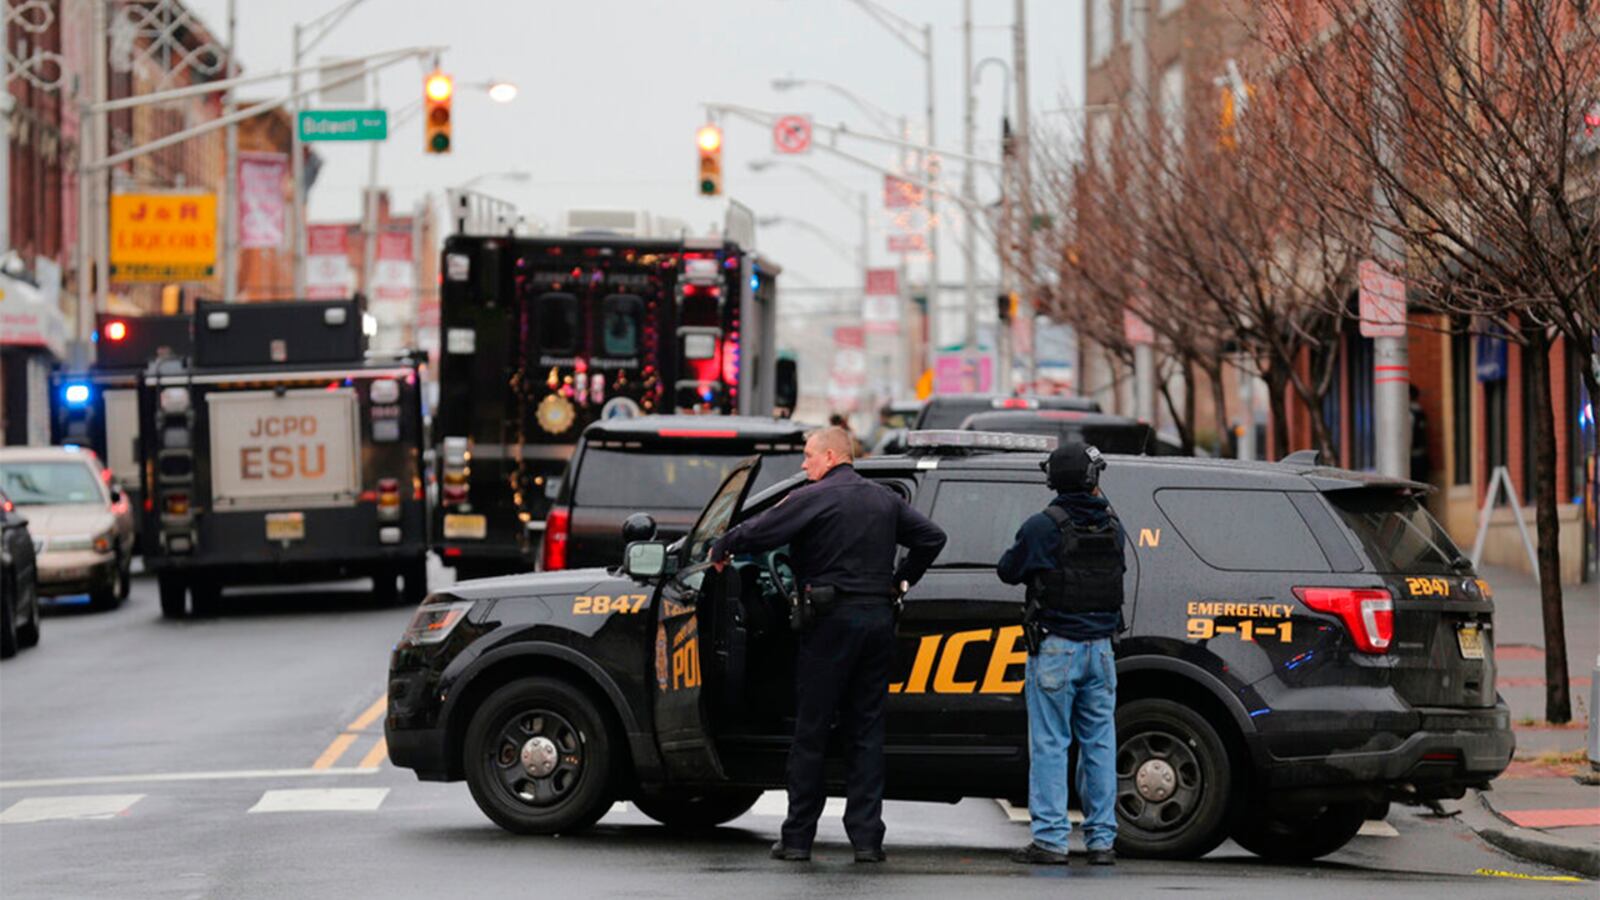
<box><xmin>539</xmin><ymin>416</ymin><xmax>806</xmax><ymax>571</ymax></box>
<box><xmin>386</xmin><ymin>432</ymin><xmax>1511</xmax><ymax>861</ymax></box>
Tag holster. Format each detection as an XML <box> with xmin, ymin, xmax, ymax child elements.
<box><xmin>791</xmin><ymin>584</ymin><xmax>837</xmax><ymax>632</ymax></box>
<box><xmin>1022</xmin><ymin>595</ymin><xmax>1044</xmax><ymax>656</ymax></box>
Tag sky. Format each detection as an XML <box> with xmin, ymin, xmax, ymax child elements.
<box><xmin>187</xmin><ymin>0</ymin><xmax>1086</xmax><ymax>296</ymax></box>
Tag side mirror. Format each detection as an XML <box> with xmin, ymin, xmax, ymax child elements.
<box><xmin>109</xmin><ymin>485</ymin><xmax>125</xmax><ymax>504</ymax></box>
<box><xmin>623</xmin><ymin>541</ymin><xmax>669</xmax><ymax>580</ymax></box>
<box><xmin>774</xmin><ymin>358</ymin><xmax>798</xmax><ymax>410</ymax></box>
<box><xmin>622</xmin><ymin>512</ymin><xmax>657</xmax><ymax>544</ymax></box>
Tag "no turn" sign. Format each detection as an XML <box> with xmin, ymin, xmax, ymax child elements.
<box><xmin>773</xmin><ymin>115</ymin><xmax>812</xmax><ymax>154</ymax></box>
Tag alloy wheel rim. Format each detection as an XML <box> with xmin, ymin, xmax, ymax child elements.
<box><xmin>490</xmin><ymin>709</ymin><xmax>584</xmax><ymax>808</ymax></box>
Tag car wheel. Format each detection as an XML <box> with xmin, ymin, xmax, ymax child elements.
<box><xmin>0</xmin><ymin>588</ymin><xmax>17</xmax><ymax>659</ymax></box>
<box><xmin>190</xmin><ymin>580</ymin><xmax>221</xmax><ymax>618</ymax></box>
<box><xmin>632</xmin><ymin>787</ymin><xmax>762</xmax><ymax>829</ymax></box>
<box><xmin>464</xmin><ymin>677</ymin><xmax>616</xmax><ymax>835</ymax></box>
<box><xmin>401</xmin><ymin>557</ymin><xmax>429</xmax><ymax>606</ymax></box>
<box><xmin>15</xmin><ymin>580</ymin><xmax>39</xmax><ymax>649</ymax></box>
<box><xmin>158</xmin><ymin>573</ymin><xmax>188</xmax><ymax>619</ymax></box>
<box><xmin>1113</xmin><ymin>698</ymin><xmax>1235</xmax><ymax>859</ymax></box>
<box><xmin>1230</xmin><ymin>799</ymin><xmax>1368</xmax><ymax>862</ymax></box>
<box><xmin>371</xmin><ymin>571</ymin><xmax>400</xmax><ymax>607</ymax></box>
<box><xmin>115</xmin><ymin>553</ymin><xmax>132</xmax><ymax>601</ymax></box>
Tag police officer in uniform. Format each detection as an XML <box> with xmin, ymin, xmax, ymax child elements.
<box><xmin>711</xmin><ymin>426</ymin><xmax>946</xmax><ymax>863</ymax></box>
<box><xmin>997</xmin><ymin>442</ymin><xmax>1125</xmax><ymax>866</ymax></box>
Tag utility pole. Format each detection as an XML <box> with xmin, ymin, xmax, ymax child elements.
<box><xmin>221</xmin><ymin>0</ymin><xmax>238</xmax><ymax>301</ymax></box>
<box><xmin>1372</xmin><ymin>0</ymin><xmax>1410</xmax><ymax>477</ymax></box>
<box><xmin>1013</xmin><ymin>0</ymin><xmax>1035</xmax><ymax>389</ymax></box>
<box><xmin>290</xmin><ymin>23</ymin><xmax>306</xmax><ymax>299</ymax></box>
<box><xmin>961</xmin><ymin>0</ymin><xmax>978</xmax><ymax>355</ymax></box>
<box><xmin>923</xmin><ymin>23</ymin><xmax>940</xmax><ymax>370</ymax></box>
<box><xmin>1129</xmin><ymin>0</ymin><xmax>1155</xmax><ymax>424</ymax></box>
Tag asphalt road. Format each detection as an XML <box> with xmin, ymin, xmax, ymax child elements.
<box><xmin>1</xmin><ymin>570</ymin><xmax>1592</xmax><ymax>899</ymax></box>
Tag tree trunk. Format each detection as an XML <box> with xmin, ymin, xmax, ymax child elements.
<box><xmin>1207</xmin><ymin>362</ymin><xmax>1237</xmax><ymax>459</ymax></box>
<box><xmin>1524</xmin><ymin>325</ymin><xmax>1571</xmax><ymax>723</ymax></box>
<box><xmin>1264</xmin><ymin>364</ymin><xmax>1292</xmax><ymax>461</ymax></box>
<box><xmin>1181</xmin><ymin>358</ymin><xmax>1198</xmax><ymax>455</ymax></box>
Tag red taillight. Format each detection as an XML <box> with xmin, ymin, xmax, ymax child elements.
<box><xmin>1294</xmin><ymin>587</ymin><xmax>1394</xmax><ymax>654</ymax></box>
<box><xmin>105</xmin><ymin>320</ymin><xmax>128</xmax><ymax>341</ymax></box>
<box><xmin>999</xmin><ymin>398</ymin><xmax>1036</xmax><ymax>409</ymax></box>
<box><xmin>164</xmin><ymin>493</ymin><xmax>190</xmax><ymax>516</ymax></box>
<box><xmin>542</xmin><ymin>507</ymin><xmax>570</xmax><ymax>571</ymax></box>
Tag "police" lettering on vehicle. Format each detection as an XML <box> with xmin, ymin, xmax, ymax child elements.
<box><xmin>889</xmin><ymin>625</ymin><xmax>1028</xmax><ymax>695</ymax></box>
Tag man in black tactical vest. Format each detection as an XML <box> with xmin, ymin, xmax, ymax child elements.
<box><xmin>997</xmin><ymin>442</ymin><xmax>1126</xmax><ymax>866</ymax></box>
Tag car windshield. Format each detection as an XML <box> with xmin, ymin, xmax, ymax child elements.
<box><xmin>1325</xmin><ymin>489</ymin><xmax>1469</xmax><ymax>575</ymax></box>
<box><xmin>1</xmin><ymin>460</ymin><xmax>103</xmax><ymax>506</ymax></box>
<box><xmin>573</xmin><ymin>450</ymin><xmax>802</xmax><ymax>509</ymax></box>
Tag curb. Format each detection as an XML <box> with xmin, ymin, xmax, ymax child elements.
<box><xmin>1459</xmin><ymin>790</ymin><xmax>1600</xmax><ymax>878</ymax></box>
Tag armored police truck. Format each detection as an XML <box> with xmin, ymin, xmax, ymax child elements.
<box><xmin>137</xmin><ymin>299</ymin><xmax>429</xmax><ymax>618</ymax></box>
<box><xmin>53</xmin><ymin>313</ymin><xmax>192</xmax><ymax>546</ymax></box>
<box><xmin>431</xmin><ymin>206</ymin><xmax>792</xmax><ymax>578</ymax></box>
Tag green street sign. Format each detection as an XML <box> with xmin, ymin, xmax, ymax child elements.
<box><xmin>298</xmin><ymin>109</ymin><xmax>388</xmax><ymax>142</ymax></box>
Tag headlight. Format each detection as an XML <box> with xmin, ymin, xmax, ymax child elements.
<box><xmin>401</xmin><ymin>600</ymin><xmax>475</xmax><ymax>646</ymax></box>
<box><xmin>93</xmin><ymin>531</ymin><xmax>113</xmax><ymax>554</ymax></box>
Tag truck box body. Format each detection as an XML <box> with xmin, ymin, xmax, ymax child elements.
<box><xmin>431</xmin><ymin>233</ymin><xmax>782</xmax><ymax>575</ymax></box>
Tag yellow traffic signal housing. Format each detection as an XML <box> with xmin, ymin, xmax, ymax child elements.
<box><xmin>424</xmin><ymin>71</ymin><xmax>453</xmax><ymax>154</ymax></box>
<box><xmin>697</xmin><ymin>125</ymin><xmax>722</xmax><ymax>196</ymax></box>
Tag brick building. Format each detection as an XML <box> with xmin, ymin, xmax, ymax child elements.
<box><xmin>1080</xmin><ymin>0</ymin><xmax>1597</xmax><ymax>582</ymax></box>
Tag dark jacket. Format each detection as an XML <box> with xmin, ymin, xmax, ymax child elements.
<box><xmin>710</xmin><ymin>464</ymin><xmax>947</xmax><ymax>596</ymax></box>
<box><xmin>997</xmin><ymin>491</ymin><xmax>1124</xmax><ymax>640</ymax></box>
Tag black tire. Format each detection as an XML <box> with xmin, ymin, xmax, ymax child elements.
<box><xmin>632</xmin><ymin>787</ymin><xmax>763</xmax><ymax>830</ymax></box>
<box><xmin>1231</xmin><ymin>799</ymin><xmax>1368</xmax><ymax>862</ymax></box>
<box><xmin>464</xmin><ymin>677</ymin><xmax>616</xmax><ymax>835</ymax></box>
<box><xmin>401</xmin><ymin>557</ymin><xmax>429</xmax><ymax>606</ymax></box>
<box><xmin>88</xmin><ymin>563</ymin><xmax>121</xmax><ymax>611</ymax></box>
<box><xmin>158</xmin><ymin>573</ymin><xmax>188</xmax><ymax>619</ymax></box>
<box><xmin>189</xmin><ymin>580</ymin><xmax>221</xmax><ymax>618</ymax></box>
<box><xmin>115</xmin><ymin>553</ymin><xmax>132</xmax><ymax>601</ymax></box>
<box><xmin>0</xmin><ymin>588</ymin><xmax>17</xmax><ymax>659</ymax></box>
<box><xmin>15</xmin><ymin>582</ymin><xmax>39</xmax><ymax>648</ymax></box>
<box><xmin>1113</xmin><ymin>698</ymin><xmax>1235</xmax><ymax>859</ymax></box>
<box><xmin>371</xmin><ymin>571</ymin><xmax>400</xmax><ymax>607</ymax></box>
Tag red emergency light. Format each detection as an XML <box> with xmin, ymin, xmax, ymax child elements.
<box><xmin>104</xmin><ymin>320</ymin><xmax>128</xmax><ymax>342</ymax></box>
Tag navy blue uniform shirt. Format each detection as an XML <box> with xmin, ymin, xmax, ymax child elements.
<box><xmin>710</xmin><ymin>464</ymin><xmax>947</xmax><ymax>596</ymax></box>
<box><xmin>997</xmin><ymin>491</ymin><xmax>1124</xmax><ymax>640</ymax></box>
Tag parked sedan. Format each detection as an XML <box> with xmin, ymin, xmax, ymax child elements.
<box><xmin>0</xmin><ymin>487</ymin><xmax>40</xmax><ymax>658</ymax></box>
<box><xmin>0</xmin><ymin>446</ymin><xmax>135</xmax><ymax>609</ymax></box>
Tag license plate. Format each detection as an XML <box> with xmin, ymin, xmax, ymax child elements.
<box><xmin>1456</xmin><ymin>624</ymin><xmax>1485</xmax><ymax>660</ymax></box>
<box><xmin>443</xmin><ymin>514</ymin><xmax>487</xmax><ymax>540</ymax></box>
<box><xmin>265</xmin><ymin>512</ymin><xmax>306</xmax><ymax>542</ymax></box>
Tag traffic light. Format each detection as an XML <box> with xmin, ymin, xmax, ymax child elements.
<box><xmin>696</xmin><ymin>124</ymin><xmax>722</xmax><ymax>196</ymax></box>
<box><xmin>424</xmin><ymin>71</ymin><xmax>453</xmax><ymax>154</ymax></box>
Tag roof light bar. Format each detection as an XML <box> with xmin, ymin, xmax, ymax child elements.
<box><xmin>905</xmin><ymin>430</ymin><xmax>1058</xmax><ymax>452</ymax></box>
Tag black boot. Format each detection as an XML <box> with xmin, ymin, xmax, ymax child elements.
<box><xmin>770</xmin><ymin>841</ymin><xmax>811</xmax><ymax>862</ymax></box>
<box><xmin>1086</xmin><ymin>847</ymin><xmax>1116</xmax><ymax>866</ymax></box>
<box><xmin>1010</xmin><ymin>842</ymin><xmax>1070</xmax><ymax>865</ymax></box>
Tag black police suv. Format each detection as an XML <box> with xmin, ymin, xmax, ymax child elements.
<box><xmin>539</xmin><ymin>415</ymin><xmax>807</xmax><ymax>572</ymax></box>
<box><xmin>386</xmin><ymin>431</ymin><xmax>1511</xmax><ymax>861</ymax></box>
<box><xmin>914</xmin><ymin>394</ymin><xmax>1101</xmax><ymax>430</ymax></box>
<box><xmin>0</xmin><ymin>488</ymin><xmax>41</xmax><ymax>659</ymax></box>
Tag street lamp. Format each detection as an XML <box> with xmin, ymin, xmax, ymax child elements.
<box><xmin>771</xmin><ymin>76</ymin><xmax>901</xmax><ymax>139</ymax></box>
<box><xmin>457</xmin><ymin>170</ymin><xmax>532</xmax><ymax>190</ymax></box>
<box><xmin>486</xmin><ymin>80</ymin><xmax>518</xmax><ymax>103</ymax></box>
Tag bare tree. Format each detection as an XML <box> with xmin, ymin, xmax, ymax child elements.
<box><xmin>1265</xmin><ymin>1</ymin><xmax>1599</xmax><ymax>722</ymax></box>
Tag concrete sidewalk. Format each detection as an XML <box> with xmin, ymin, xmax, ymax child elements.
<box><xmin>1468</xmin><ymin>565</ymin><xmax>1599</xmax><ymax>877</ymax></box>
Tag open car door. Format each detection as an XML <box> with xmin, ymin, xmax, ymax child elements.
<box><xmin>652</xmin><ymin>455</ymin><xmax>762</xmax><ymax>783</ymax></box>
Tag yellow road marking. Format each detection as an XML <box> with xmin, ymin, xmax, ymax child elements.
<box><xmin>311</xmin><ymin>734</ymin><xmax>359</xmax><ymax>771</ymax></box>
<box><xmin>1472</xmin><ymin>868</ymin><xmax>1584</xmax><ymax>883</ymax></box>
<box><xmin>358</xmin><ymin>738</ymin><xmax>389</xmax><ymax>769</ymax></box>
<box><xmin>309</xmin><ymin>695</ymin><xmax>388</xmax><ymax>769</ymax></box>
<box><xmin>348</xmin><ymin>696</ymin><xmax>387</xmax><ymax>732</ymax></box>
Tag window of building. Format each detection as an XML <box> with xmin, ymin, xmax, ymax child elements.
<box><xmin>1091</xmin><ymin>0</ymin><xmax>1113</xmax><ymax>65</ymax></box>
<box><xmin>1451</xmin><ymin>328</ymin><xmax>1473</xmax><ymax>485</ymax></box>
<box><xmin>1570</xmin><ymin>340</ymin><xmax>1594</xmax><ymax>503</ymax></box>
<box><xmin>1159</xmin><ymin>0</ymin><xmax>1185</xmax><ymax>14</ymax></box>
<box><xmin>1159</xmin><ymin>61</ymin><xmax>1185</xmax><ymax>146</ymax></box>
<box><xmin>1089</xmin><ymin>111</ymin><xmax>1114</xmax><ymax>166</ymax></box>
<box><xmin>1484</xmin><ymin>370</ymin><xmax>1508</xmax><ymax>486</ymax></box>
<box><xmin>1154</xmin><ymin>489</ymin><xmax>1330</xmax><ymax>572</ymax></box>
<box><xmin>1346</xmin><ymin>326</ymin><xmax>1376</xmax><ymax>471</ymax></box>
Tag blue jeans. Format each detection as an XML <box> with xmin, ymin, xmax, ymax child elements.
<box><xmin>1024</xmin><ymin>635</ymin><xmax>1118</xmax><ymax>853</ymax></box>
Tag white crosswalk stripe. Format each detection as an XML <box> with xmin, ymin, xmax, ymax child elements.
<box><xmin>0</xmin><ymin>794</ymin><xmax>145</xmax><ymax>824</ymax></box>
<box><xmin>247</xmin><ymin>788</ymin><xmax>390</xmax><ymax>814</ymax></box>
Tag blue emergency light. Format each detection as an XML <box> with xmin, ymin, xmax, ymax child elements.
<box><xmin>63</xmin><ymin>383</ymin><xmax>91</xmax><ymax>407</ymax></box>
